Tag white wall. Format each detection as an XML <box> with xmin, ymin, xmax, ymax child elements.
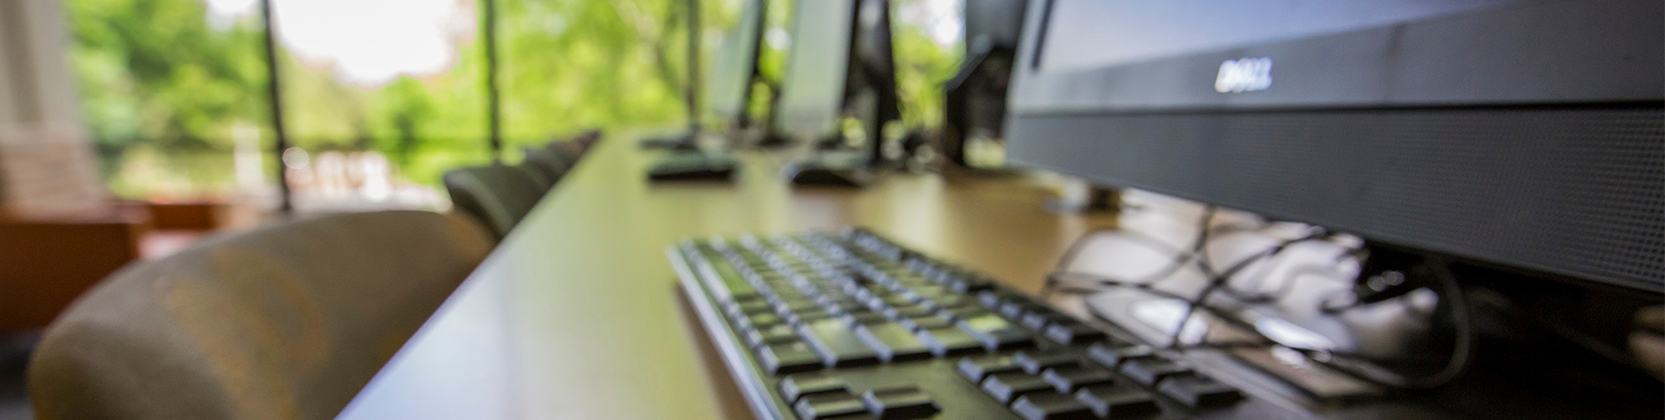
<box><xmin>0</xmin><ymin>0</ymin><xmax>103</xmax><ymax>215</ymax></box>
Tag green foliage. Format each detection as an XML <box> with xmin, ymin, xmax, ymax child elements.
<box><xmin>68</xmin><ymin>0</ymin><xmax>960</xmax><ymax>195</ymax></box>
<box><xmin>890</xmin><ymin>0</ymin><xmax>962</xmax><ymax>129</ymax></box>
<box><xmin>69</xmin><ymin>0</ymin><xmax>267</xmax><ymax>150</ymax></box>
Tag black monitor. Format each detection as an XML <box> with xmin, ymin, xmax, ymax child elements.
<box><xmin>942</xmin><ymin>0</ymin><xmax>1028</xmax><ymax>167</ymax></box>
<box><xmin>705</xmin><ymin>0</ymin><xmax>768</xmax><ymax>130</ymax></box>
<box><xmin>1006</xmin><ymin>0</ymin><xmax>1664</xmax><ymax>291</ymax></box>
<box><xmin>774</xmin><ymin>0</ymin><xmax>900</xmax><ymax>165</ymax></box>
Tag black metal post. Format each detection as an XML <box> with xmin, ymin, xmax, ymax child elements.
<box><xmin>482</xmin><ymin>0</ymin><xmax>503</xmax><ymax>162</ymax></box>
<box><xmin>685</xmin><ymin>0</ymin><xmax>701</xmax><ymax>136</ymax></box>
<box><xmin>259</xmin><ymin>0</ymin><xmax>293</xmax><ymax>214</ymax></box>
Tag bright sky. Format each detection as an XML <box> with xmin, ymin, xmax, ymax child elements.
<box><xmin>205</xmin><ymin>0</ymin><xmax>471</xmax><ymax>84</ymax></box>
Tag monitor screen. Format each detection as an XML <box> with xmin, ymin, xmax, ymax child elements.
<box><xmin>706</xmin><ymin>0</ymin><xmax>766</xmax><ymax>123</ymax></box>
<box><xmin>774</xmin><ymin>0</ymin><xmax>855</xmax><ymax>141</ymax></box>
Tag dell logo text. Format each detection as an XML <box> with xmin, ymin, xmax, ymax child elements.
<box><xmin>1215</xmin><ymin>57</ymin><xmax>1273</xmax><ymax>93</ymax></box>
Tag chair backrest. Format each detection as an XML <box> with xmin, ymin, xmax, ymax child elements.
<box><xmin>28</xmin><ymin>211</ymin><xmax>494</xmax><ymax>420</ymax></box>
<box><xmin>514</xmin><ymin>162</ymin><xmax>555</xmax><ymax>192</ymax></box>
<box><xmin>520</xmin><ymin>147</ymin><xmax>570</xmax><ymax>183</ymax></box>
<box><xmin>547</xmin><ymin>140</ymin><xmax>587</xmax><ymax>164</ymax></box>
<box><xmin>442</xmin><ymin>164</ymin><xmax>546</xmax><ymax>239</ymax></box>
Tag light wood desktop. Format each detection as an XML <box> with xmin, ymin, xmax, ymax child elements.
<box><xmin>334</xmin><ymin>138</ymin><xmax>1137</xmax><ymax>420</ymax></box>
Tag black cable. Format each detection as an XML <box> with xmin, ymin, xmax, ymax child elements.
<box><xmin>1302</xmin><ymin>255</ymin><xmax>1475</xmax><ymax>390</ymax></box>
<box><xmin>1164</xmin><ymin>231</ymin><xmax>1332</xmax><ymax>348</ymax></box>
<box><xmin>1051</xmin><ymin>217</ymin><xmax>1475</xmax><ymax>389</ymax></box>
<box><xmin>1039</xmin><ymin>207</ymin><xmax>1217</xmax><ymax>299</ymax></box>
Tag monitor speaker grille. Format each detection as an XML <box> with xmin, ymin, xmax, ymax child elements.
<box><xmin>1009</xmin><ymin>105</ymin><xmax>1665</xmax><ymax>291</ymax></box>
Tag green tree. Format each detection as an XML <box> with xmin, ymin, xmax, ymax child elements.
<box><xmin>69</xmin><ymin>0</ymin><xmax>267</xmax><ymax>150</ymax></box>
<box><xmin>67</xmin><ymin>0</ymin><xmax>960</xmax><ymax>194</ymax></box>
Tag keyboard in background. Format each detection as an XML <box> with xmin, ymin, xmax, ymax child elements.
<box><xmin>669</xmin><ymin>228</ymin><xmax>1286</xmax><ymax>420</ymax></box>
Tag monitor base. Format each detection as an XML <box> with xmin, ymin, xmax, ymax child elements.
<box><xmin>647</xmin><ymin>151</ymin><xmax>737</xmax><ymax>182</ymax></box>
<box><xmin>782</xmin><ymin>161</ymin><xmax>871</xmax><ymax>187</ymax></box>
<box><xmin>638</xmin><ymin>132</ymin><xmax>700</xmax><ymax>151</ymax></box>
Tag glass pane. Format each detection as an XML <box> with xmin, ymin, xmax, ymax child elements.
<box><xmin>68</xmin><ymin>0</ymin><xmax>274</xmax><ymax>201</ymax></box>
<box><xmin>270</xmin><ymin>0</ymin><xmax>486</xmax><ymax>211</ymax></box>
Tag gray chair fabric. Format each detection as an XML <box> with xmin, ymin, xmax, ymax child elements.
<box><xmin>547</xmin><ymin>140</ymin><xmax>587</xmax><ymax>164</ymax></box>
<box><xmin>28</xmin><ymin>211</ymin><xmax>494</xmax><ymax>420</ymax></box>
<box><xmin>442</xmin><ymin>164</ymin><xmax>546</xmax><ymax>239</ymax></box>
<box><xmin>521</xmin><ymin>147</ymin><xmax>571</xmax><ymax>183</ymax></box>
<box><xmin>515</xmin><ymin>162</ymin><xmax>555</xmax><ymax>192</ymax></box>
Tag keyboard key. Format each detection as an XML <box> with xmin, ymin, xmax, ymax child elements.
<box><xmin>1075</xmin><ymin>385</ymin><xmax>1160</xmax><ymax>419</ymax></box>
<box><xmin>746</xmin><ymin>323</ymin><xmax>799</xmax><ymax>347</ymax></box>
<box><xmin>957</xmin><ymin>354</ymin><xmax>1023</xmax><ymax>382</ymax></box>
<box><xmin>1119</xmin><ymin>358</ymin><xmax>1192</xmax><ymax>386</ymax></box>
<box><xmin>956</xmin><ymin>314</ymin><xmax>1037</xmax><ymax>351</ymax></box>
<box><xmin>794</xmin><ymin>391</ymin><xmax>869</xmax><ymax>420</ymax></box>
<box><xmin>823</xmin><ymin>300</ymin><xmax>869</xmax><ymax>315</ymax></box>
<box><xmin>780</xmin><ymin>374</ymin><xmax>849</xmax><ymax>402</ymax></box>
<box><xmin>1020</xmin><ymin>311</ymin><xmax>1073</xmax><ymax>331</ymax></box>
<box><xmin>798</xmin><ymin>319</ymin><xmax>880</xmax><ymax>367</ymax></box>
<box><xmin>922</xmin><ymin>295</ymin><xmax>971</xmax><ymax>310</ymax></box>
<box><xmin>758</xmin><ymin>341</ymin><xmax>822</xmax><ymax>375</ymax></box>
<box><xmin>977</xmin><ymin>291</ymin><xmax>1009</xmax><ymax>309</ymax></box>
<box><xmin>949</xmin><ymin>277</ymin><xmax>996</xmax><ymax>293</ymax></box>
<box><xmin>982</xmin><ymin>373</ymin><xmax>1055</xmax><ymax>404</ymax></box>
<box><xmin>735</xmin><ymin>312</ymin><xmax>784</xmax><ymax>330</ymax></box>
<box><xmin>728</xmin><ymin>300</ymin><xmax>773</xmax><ymax>318</ymax></box>
<box><xmin>776</xmin><ymin>299</ymin><xmax>822</xmax><ymax>315</ymax></box>
<box><xmin>999</xmin><ymin>301</ymin><xmax>1035</xmax><ymax>319</ymax></box>
<box><xmin>937</xmin><ymin>306</ymin><xmax>994</xmax><ymax>322</ymax></box>
<box><xmin>906</xmin><ymin>285</ymin><xmax>947</xmax><ymax>301</ymax></box>
<box><xmin>861</xmin><ymin>386</ymin><xmax>940</xmax><ymax>419</ymax></box>
<box><xmin>842</xmin><ymin>311</ymin><xmax>891</xmax><ymax>326</ymax></box>
<box><xmin>918</xmin><ymin>327</ymin><xmax>984</xmax><ymax>357</ymax></box>
<box><xmin>854</xmin><ymin>323</ymin><xmax>932</xmax><ymax>362</ymax></box>
<box><xmin>898</xmin><ymin>315</ymin><xmax>951</xmax><ymax>332</ymax></box>
<box><xmin>1013</xmin><ymin>349</ymin><xmax>1079</xmax><ymax>373</ymax></box>
<box><xmin>1041</xmin><ymin>365</ymin><xmax>1116</xmax><ymax>392</ymax></box>
<box><xmin>1011</xmin><ymin>392</ymin><xmax>1097</xmax><ymax>420</ymax></box>
<box><xmin>697</xmin><ymin>247</ymin><xmax>759</xmax><ymax>302</ymax></box>
<box><xmin>1157</xmin><ymin>374</ymin><xmax>1244</xmax><ymax>408</ymax></box>
<box><xmin>884</xmin><ymin>305</ymin><xmax>935</xmax><ymax>320</ymax></box>
<box><xmin>1043</xmin><ymin>323</ymin><xmax>1106</xmax><ymax>345</ymax></box>
<box><xmin>786</xmin><ymin>310</ymin><xmax>834</xmax><ymax>326</ymax></box>
<box><xmin>1086</xmin><ymin>343</ymin><xmax>1154</xmax><ymax>368</ymax></box>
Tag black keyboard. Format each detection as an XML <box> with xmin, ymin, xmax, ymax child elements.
<box><xmin>669</xmin><ymin>228</ymin><xmax>1302</xmax><ymax>420</ymax></box>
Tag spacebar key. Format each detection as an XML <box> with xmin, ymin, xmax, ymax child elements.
<box><xmin>799</xmin><ymin>319</ymin><xmax>880</xmax><ymax>367</ymax></box>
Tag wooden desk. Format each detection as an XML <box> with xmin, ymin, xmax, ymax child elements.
<box><xmin>336</xmin><ymin>139</ymin><xmax>1123</xmax><ymax>420</ymax></box>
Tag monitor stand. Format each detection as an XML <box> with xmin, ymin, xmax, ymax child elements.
<box><xmin>648</xmin><ymin>149</ymin><xmax>737</xmax><ymax>181</ymax></box>
<box><xmin>782</xmin><ymin>152</ymin><xmax>873</xmax><ymax>187</ymax></box>
<box><xmin>645</xmin><ymin>131</ymin><xmax>737</xmax><ymax>182</ymax></box>
<box><xmin>781</xmin><ymin>133</ymin><xmax>883</xmax><ymax>187</ymax></box>
<box><xmin>638</xmin><ymin>132</ymin><xmax>701</xmax><ymax>151</ymax></box>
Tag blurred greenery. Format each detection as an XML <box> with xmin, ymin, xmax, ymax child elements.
<box><xmin>66</xmin><ymin>0</ymin><xmax>960</xmax><ymax>199</ymax></box>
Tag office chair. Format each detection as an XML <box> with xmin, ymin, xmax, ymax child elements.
<box><xmin>548</xmin><ymin>140</ymin><xmax>589</xmax><ymax>165</ymax></box>
<box><xmin>442</xmin><ymin>164</ymin><xmax>547</xmax><ymax>239</ymax></box>
<box><xmin>515</xmin><ymin>162</ymin><xmax>556</xmax><ymax>192</ymax></box>
<box><xmin>521</xmin><ymin>146</ymin><xmax>571</xmax><ymax>183</ymax></box>
<box><xmin>27</xmin><ymin>210</ymin><xmax>494</xmax><ymax>420</ymax></box>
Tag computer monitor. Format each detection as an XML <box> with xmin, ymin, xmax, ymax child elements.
<box><xmin>774</xmin><ymin>0</ymin><xmax>900</xmax><ymax>164</ymax></box>
<box><xmin>705</xmin><ymin>0</ymin><xmax>768</xmax><ymax>130</ymax></box>
<box><xmin>942</xmin><ymin>0</ymin><xmax>1027</xmax><ymax>167</ymax></box>
<box><xmin>1005</xmin><ymin>0</ymin><xmax>1664</xmax><ymax>292</ymax></box>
